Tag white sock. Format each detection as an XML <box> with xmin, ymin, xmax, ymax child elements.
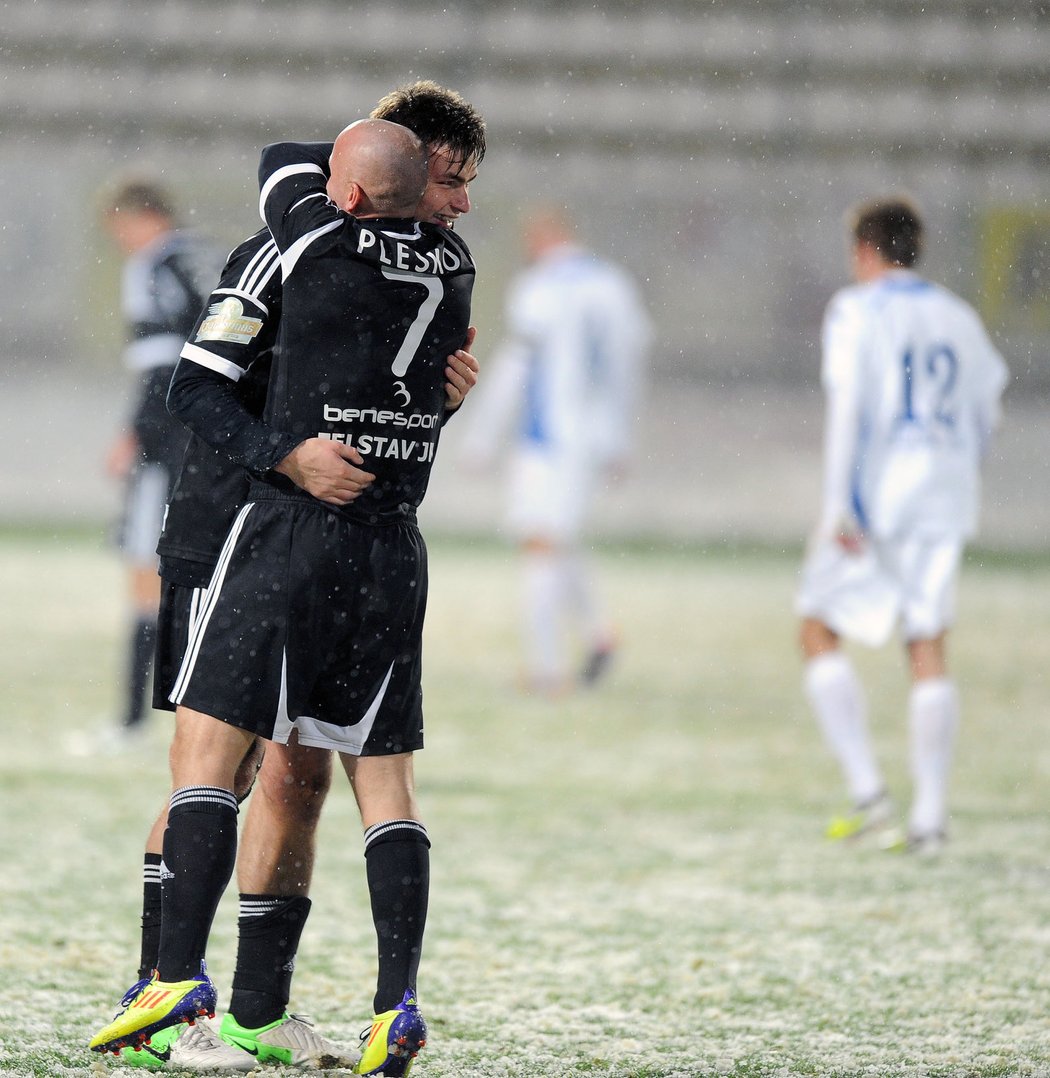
<box><xmin>522</xmin><ymin>552</ymin><xmax>567</xmax><ymax>686</ymax></box>
<box><xmin>908</xmin><ymin>677</ymin><xmax>958</xmax><ymax>836</ymax></box>
<box><xmin>561</xmin><ymin>548</ymin><xmax>612</xmax><ymax>652</ymax></box>
<box><xmin>804</xmin><ymin>651</ymin><xmax>883</xmax><ymax>805</ymax></box>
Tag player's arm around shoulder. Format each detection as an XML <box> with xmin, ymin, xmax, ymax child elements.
<box><xmin>258</xmin><ymin>141</ymin><xmax>337</xmax><ymax>251</ymax></box>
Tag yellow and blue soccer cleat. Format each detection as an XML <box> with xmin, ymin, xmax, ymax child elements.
<box><xmin>354</xmin><ymin>990</ymin><xmax>427</xmax><ymax>1077</ymax></box>
<box><xmin>88</xmin><ymin>963</ymin><xmax>217</xmax><ymax>1056</ymax></box>
<box><xmin>219</xmin><ymin>1011</ymin><xmax>360</xmax><ymax>1068</ymax></box>
<box><xmin>116</xmin><ymin>977</ymin><xmax>152</xmax><ymax>1015</ymax></box>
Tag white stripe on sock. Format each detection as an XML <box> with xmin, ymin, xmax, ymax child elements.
<box><xmin>364</xmin><ymin>819</ymin><xmax>429</xmax><ymax>853</ymax></box>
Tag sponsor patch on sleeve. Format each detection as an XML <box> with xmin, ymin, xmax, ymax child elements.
<box><xmin>195</xmin><ymin>297</ymin><xmax>263</xmax><ymax>345</ymax></box>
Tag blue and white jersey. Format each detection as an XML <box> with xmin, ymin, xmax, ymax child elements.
<box><xmin>503</xmin><ymin>244</ymin><xmax>650</xmax><ymax>464</ymax></box>
<box><xmin>820</xmin><ymin>269</ymin><xmax>1008</xmax><ymax>540</ymax></box>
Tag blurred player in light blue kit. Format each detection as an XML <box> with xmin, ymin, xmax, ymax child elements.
<box><xmin>797</xmin><ymin>197</ymin><xmax>1008</xmax><ymax>853</ymax></box>
<box><xmin>463</xmin><ymin>205</ymin><xmax>650</xmax><ymax>695</ymax></box>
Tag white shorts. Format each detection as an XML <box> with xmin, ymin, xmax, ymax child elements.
<box><xmin>504</xmin><ymin>446</ymin><xmax>596</xmax><ymax>544</ymax></box>
<box><xmin>795</xmin><ymin>533</ymin><xmax>963</xmax><ymax>647</ymax></box>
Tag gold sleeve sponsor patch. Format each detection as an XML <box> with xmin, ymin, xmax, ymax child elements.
<box><xmin>195</xmin><ymin>297</ymin><xmax>263</xmax><ymax>345</ymax></box>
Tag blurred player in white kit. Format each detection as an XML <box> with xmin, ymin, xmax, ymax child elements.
<box><xmin>462</xmin><ymin>205</ymin><xmax>650</xmax><ymax>695</ymax></box>
<box><xmin>796</xmin><ymin>197</ymin><xmax>1008</xmax><ymax>853</ymax></box>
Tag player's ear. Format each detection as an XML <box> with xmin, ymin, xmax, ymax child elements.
<box><xmin>342</xmin><ymin>182</ymin><xmax>365</xmax><ymax>215</ymax></box>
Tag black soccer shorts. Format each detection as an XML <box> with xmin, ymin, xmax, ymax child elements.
<box><xmin>153</xmin><ymin>579</ymin><xmax>206</xmax><ymax>713</ymax></box>
<box><xmin>170</xmin><ymin>498</ymin><xmax>427</xmax><ymax>756</ymax></box>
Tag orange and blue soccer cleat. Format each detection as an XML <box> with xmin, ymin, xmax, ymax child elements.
<box><xmin>354</xmin><ymin>990</ymin><xmax>427</xmax><ymax>1077</ymax></box>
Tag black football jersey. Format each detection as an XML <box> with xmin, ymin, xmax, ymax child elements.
<box><xmin>259</xmin><ymin>140</ymin><xmax>475</xmax><ymax>517</ymax></box>
<box><xmin>157</xmin><ymin>228</ymin><xmax>281</xmax><ymax>584</ymax></box>
<box><xmin>168</xmin><ymin>141</ymin><xmax>475</xmax><ymax>523</ymax></box>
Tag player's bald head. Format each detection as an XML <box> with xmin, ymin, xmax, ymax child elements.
<box><xmin>329</xmin><ymin>119</ymin><xmax>427</xmax><ymax>217</ymax></box>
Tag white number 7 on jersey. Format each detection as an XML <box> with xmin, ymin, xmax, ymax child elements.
<box><xmin>382</xmin><ymin>269</ymin><xmax>444</xmax><ymax>377</ymax></box>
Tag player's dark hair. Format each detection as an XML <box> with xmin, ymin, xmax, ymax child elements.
<box><xmin>101</xmin><ymin>177</ymin><xmax>178</xmax><ymax>221</ymax></box>
<box><xmin>850</xmin><ymin>198</ymin><xmax>923</xmax><ymax>267</ymax></box>
<box><xmin>371</xmin><ymin>80</ymin><xmax>486</xmax><ymax>171</ymax></box>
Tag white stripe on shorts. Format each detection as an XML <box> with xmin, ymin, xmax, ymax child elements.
<box><xmin>188</xmin><ymin>585</ymin><xmax>205</xmax><ymax>634</ymax></box>
<box><xmin>170</xmin><ymin>503</ymin><xmax>255</xmax><ymax>705</ymax></box>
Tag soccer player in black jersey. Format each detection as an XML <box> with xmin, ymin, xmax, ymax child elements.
<box><xmin>98</xmin><ymin>179</ymin><xmax>221</xmax><ymax>748</ymax></box>
<box><xmin>117</xmin><ymin>83</ymin><xmax>485</xmax><ymax>1069</ymax></box>
<box><xmin>91</xmin><ymin>121</ymin><xmax>477</xmax><ymax>1075</ymax></box>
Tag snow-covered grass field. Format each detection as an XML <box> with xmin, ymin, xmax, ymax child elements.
<box><xmin>2</xmin><ymin>531</ymin><xmax>1049</xmax><ymax>1077</ymax></box>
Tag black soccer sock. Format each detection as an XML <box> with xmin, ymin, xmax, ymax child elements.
<box><xmin>229</xmin><ymin>894</ymin><xmax>313</xmax><ymax>1029</ymax></box>
<box><xmin>137</xmin><ymin>853</ymin><xmax>164</xmax><ymax>981</ymax></box>
<box><xmin>158</xmin><ymin>786</ymin><xmax>239</xmax><ymax>982</ymax></box>
<box><xmin>123</xmin><ymin>617</ymin><xmax>156</xmax><ymax>729</ymax></box>
<box><xmin>364</xmin><ymin>820</ymin><xmax>430</xmax><ymax>1014</ymax></box>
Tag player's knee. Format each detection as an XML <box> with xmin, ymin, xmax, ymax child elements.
<box><xmin>906</xmin><ymin>634</ymin><xmax>947</xmax><ymax>680</ymax></box>
<box><xmin>800</xmin><ymin>617</ymin><xmax>838</xmax><ymax>659</ymax></box>
<box><xmin>257</xmin><ymin>747</ymin><xmax>333</xmax><ymax>821</ymax></box>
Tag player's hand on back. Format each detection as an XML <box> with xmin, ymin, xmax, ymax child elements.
<box><xmin>275</xmin><ymin>438</ymin><xmax>376</xmax><ymax>506</ymax></box>
<box><xmin>444</xmin><ymin>326</ymin><xmax>479</xmax><ymax>411</ymax></box>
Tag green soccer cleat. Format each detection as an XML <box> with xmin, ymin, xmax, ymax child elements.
<box><xmin>219</xmin><ymin>1011</ymin><xmax>359</xmax><ymax>1069</ymax></box>
<box><xmin>117</xmin><ymin>1017</ymin><xmax>256</xmax><ymax>1071</ymax></box>
<box><xmin>89</xmin><ymin>963</ymin><xmax>217</xmax><ymax>1056</ymax></box>
<box><xmin>354</xmin><ymin>990</ymin><xmax>427</xmax><ymax>1077</ymax></box>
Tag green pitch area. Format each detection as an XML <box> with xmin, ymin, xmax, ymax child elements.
<box><xmin>1</xmin><ymin>532</ymin><xmax>1048</xmax><ymax>1077</ymax></box>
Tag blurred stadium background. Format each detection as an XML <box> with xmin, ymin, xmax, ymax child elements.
<box><xmin>1</xmin><ymin>0</ymin><xmax>1048</xmax><ymax>548</ymax></box>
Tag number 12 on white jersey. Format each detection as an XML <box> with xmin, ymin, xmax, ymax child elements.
<box><xmin>897</xmin><ymin>343</ymin><xmax>958</xmax><ymax>430</ymax></box>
